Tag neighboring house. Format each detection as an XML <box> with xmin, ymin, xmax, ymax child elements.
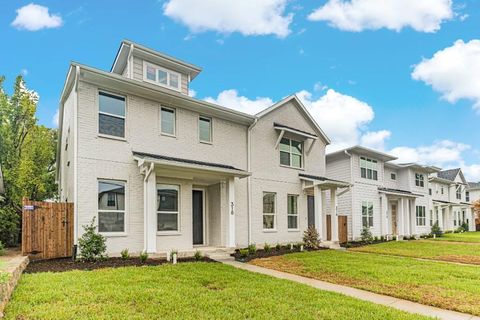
<box><xmin>56</xmin><ymin>40</ymin><xmax>348</xmax><ymax>255</ymax></box>
<box><xmin>0</xmin><ymin>164</ymin><xmax>5</xmax><ymax>196</ymax></box>
<box><xmin>430</xmin><ymin>169</ymin><xmax>475</xmax><ymax>232</ymax></box>
<box><xmin>469</xmin><ymin>182</ymin><xmax>480</xmax><ymax>230</ymax></box>
<box><xmin>326</xmin><ymin>146</ymin><xmax>437</xmax><ymax>240</ymax></box>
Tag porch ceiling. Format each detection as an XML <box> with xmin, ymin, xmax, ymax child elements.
<box><xmin>378</xmin><ymin>187</ymin><xmax>423</xmax><ymax>198</ymax></box>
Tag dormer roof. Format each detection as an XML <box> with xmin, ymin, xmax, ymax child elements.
<box><xmin>327</xmin><ymin>145</ymin><xmax>397</xmax><ymax>162</ymax></box>
<box><xmin>111</xmin><ymin>40</ymin><xmax>202</xmax><ymax>80</ymax></box>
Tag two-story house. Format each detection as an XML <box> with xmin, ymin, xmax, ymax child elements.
<box><xmin>56</xmin><ymin>40</ymin><xmax>349</xmax><ymax>255</ymax></box>
<box><xmin>326</xmin><ymin>146</ymin><xmax>438</xmax><ymax>240</ymax></box>
<box><xmin>468</xmin><ymin>182</ymin><xmax>480</xmax><ymax>230</ymax></box>
<box><xmin>430</xmin><ymin>169</ymin><xmax>475</xmax><ymax>232</ymax></box>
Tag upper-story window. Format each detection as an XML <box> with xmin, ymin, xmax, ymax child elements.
<box><xmin>466</xmin><ymin>191</ymin><xmax>470</xmax><ymax>202</ymax></box>
<box><xmin>390</xmin><ymin>173</ymin><xmax>396</xmax><ymax>180</ymax></box>
<box><xmin>160</xmin><ymin>107</ymin><xmax>176</xmax><ymax>136</ymax></box>
<box><xmin>456</xmin><ymin>185</ymin><xmax>462</xmax><ymax>200</ymax></box>
<box><xmin>280</xmin><ymin>138</ymin><xmax>303</xmax><ymax>169</ymax></box>
<box><xmin>441</xmin><ymin>187</ymin><xmax>444</xmax><ymax>194</ymax></box>
<box><xmin>360</xmin><ymin>157</ymin><xmax>377</xmax><ymax>180</ymax></box>
<box><xmin>98</xmin><ymin>91</ymin><xmax>126</xmax><ymax>138</ymax></box>
<box><xmin>144</xmin><ymin>62</ymin><xmax>181</xmax><ymax>91</ymax></box>
<box><xmin>415</xmin><ymin>173</ymin><xmax>424</xmax><ymax>187</ymax></box>
<box><xmin>199</xmin><ymin>116</ymin><xmax>212</xmax><ymax>143</ymax></box>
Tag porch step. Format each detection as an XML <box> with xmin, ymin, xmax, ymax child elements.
<box><xmin>204</xmin><ymin>252</ymin><xmax>235</xmax><ymax>261</ymax></box>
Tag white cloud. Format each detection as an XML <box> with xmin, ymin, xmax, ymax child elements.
<box><xmin>204</xmin><ymin>89</ymin><xmax>273</xmax><ymax>114</ymax></box>
<box><xmin>412</xmin><ymin>39</ymin><xmax>480</xmax><ymax>112</ymax></box>
<box><xmin>308</xmin><ymin>0</ymin><xmax>453</xmax><ymax>32</ymax></box>
<box><xmin>360</xmin><ymin>130</ymin><xmax>391</xmax><ymax>150</ymax></box>
<box><xmin>52</xmin><ymin>109</ymin><xmax>59</xmax><ymax>127</ymax></box>
<box><xmin>462</xmin><ymin>163</ymin><xmax>480</xmax><ymax>182</ymax></box>
<box><xmin>163</xmin><ymin>0</ymin><xmax>292</xmax><ymax>38</ymax></box>
<box><xmin>188</xmin><ymin>89</ymin><xmax>197</xmax><ymax>98</ymax></box>
<box><xmin>12</xmin><ymin>3</ymin><xmax>63</xmax><ymax>31</ymax></box>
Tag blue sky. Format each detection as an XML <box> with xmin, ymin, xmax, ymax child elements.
<box><xmin>1</xmin><ymin>0</ymin><xmax>479</xmax><ymax>180</ymax></box>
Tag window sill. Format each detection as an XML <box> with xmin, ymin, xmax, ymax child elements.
<box><xmin>279</xmin><ymin>164</ymin><xmax>304</xmax><ymax>171</ymax></box>
<box><xmin>100</xmin><ymin>232</ymin><xmax>128</xmax><ymax>238</ymax></box>
<box><xmin>262</xmin><ymin>229</ymin><xmax>277</xmax><ymax>233</ymax></box>
<box><xmin>160</xmin><ymin>132</ymin><xmax>177</xmax><ymax>138</ymax></box>
<box><xmin>199</xmin><ymin>140</ymin><xmax>213</xmax><ymax>145</ymax></box>
<box><xmin>157</xmin><ymin>231</ymin><xmax>182</xmax><ymax>236</ymax></box>
<box><xmin>98</xmin><ymin>134</ymin><xmax>127</xmax><ymax>142</ymax></box>
<box><xmin>287</xmin><ymin>229</ymin><xmax>300</xmax><ymax>232</ymax></box>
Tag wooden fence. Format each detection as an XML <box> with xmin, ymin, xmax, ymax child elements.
<box><xmin>22</xmin><ymin>199</ymin><xmax>74</xmax><ymax>260</ymax></box>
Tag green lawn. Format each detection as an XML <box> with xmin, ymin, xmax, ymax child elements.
<box><xmin>433</xmin><ymin>232</ymin><xmax>480</xmax><ymax>243</ymax></box>
<box><xmin>251</xmin><ymin>250</ymin><xmax>480</xmax><ymax>316</ymax></box>
<box><xmin>350</xmin><ymin>240</ymin><xmax>480</xmax><ymax>264</ymax></box>
<box><xmin>5</xmin><ymin>262</ymin><xmax>429</xmax><ymax>320</ymax></box>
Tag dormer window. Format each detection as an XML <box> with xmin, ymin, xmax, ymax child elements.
<box><xmin>143</xmin><ymin>62</ymin><xmax>181</xmax><ymax>91</ymax></box>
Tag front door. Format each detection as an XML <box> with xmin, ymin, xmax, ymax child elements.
<box><xmin>307</xmin><ymin>196</ymin><xmax>315</xmax><ymax>227</ymax></box>
<box><xmin>192</xmin><ymin>190</ymin><xmax>203</xmax><ymax>245</ymax></box>
<box><xmin>391</xmin><ymin>203</ymin><xmax>397</xmax><ymax>235</ymax></box>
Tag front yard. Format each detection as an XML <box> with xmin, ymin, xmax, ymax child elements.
<box><xmin>251</xmin><ymin>250</ymin><xmax>480</xmax><ymax>316</ymax></box>
<box><xmin>350</xmin><ymin>239</ymin><xmax>480</xmax><ymax>264</ymax></box>
<box><xmin>432</xmin><ymin>231</ymin><xmax>480</xmax><ymax>243</ymax></box>
<box><xmin>5</xmin><ymin>262</ymin><xmax>430</xmax><ymax>320</ymax></box>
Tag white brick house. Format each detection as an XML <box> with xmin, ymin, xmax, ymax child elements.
<box><xmin>56</xmin><ymin>40</ymin><xmax>349</xmax><ymax>255</ymax></box>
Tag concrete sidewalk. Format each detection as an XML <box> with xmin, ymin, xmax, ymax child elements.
<box><xmin>217</xmin><ymin>258</ymin><xmax>479</xmax><ymax>320</ymax></box>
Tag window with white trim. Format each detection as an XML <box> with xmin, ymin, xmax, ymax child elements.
<box><xmin>416</xmin><ymin>206</ymin><xmax>426</xmax><ymax>226</ymax></box>
<box><xmin>263</xmin><ymin>192</ymin><xmax>276</xmax><ymax>230</ymax></box>
<box><xmin>466</xmin><ymin>191</ymin><xmax>470</xmax><ymax>202</ymax></box>
<box><xmin>199</xmin><ymin>116</ymin><xmax>212</xmax><ymax>142</ymax></box>
<box><xmin>415</xmin><ymin>173</ymin><xmax>424</xmax><ymax>187</ymax></box>
<box><xmin>429</xmin><ymin>209</ymin><xmax>433</xmax><ymax>226</ymax></box>
<box><xmin>361</xmin><ymin>201</ymin><xmax>373</xmax><ymax>228</ymax></box>
<box><xmin>280</xmin><ymin>138</ymin><xmax>303</xmax><ymax>168</ymax></box>
<box><xmin>98</xmin><ymin>92</ymin><xmax>125</xmax><ymax>138</ymax></box>
<box><xmin>287</xmin><ymin>195</ymin><xmax>298</xmax><ymax>229</ymax></box>
<box><xmin>157</xmin><ymin>184</ymin><xmax>179</xmax><ymax>232</ymax></box>
<box><xmin>456</xmin><ymin>185</ymin><xmax>462</xmax><ymax>200</ymax></box>
<box><xmin>391</xmin><ymin>173</ymin><xmax>396</xmax><ymax>180</ymax></box>
<box><xmin>98</xmin><ymin>180</ymin><xmax>125</xmax><ymax>233</ymax></box>
<box><xmin>160</xmin><ymin>107</ymin><xmax>176</xmax><ymax>136</ymax></box>
<box><xmin>144</xmin><ymin>62</ymin><xmax>181</xmax><ymax>91</ymax></box>
<box><xmin>360</xmin><ymin>157</ymin><xmax>378</xmax><ymax>180</ymax></box>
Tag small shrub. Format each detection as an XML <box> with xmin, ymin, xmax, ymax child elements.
<box><xmin>247</xmin><ymin>243</ymin><xmax>256</xmax><ymax>255</ymax></box>
<box><xmin>0</xmin><ymin>240</ymin><xmax>4</xmax><ymax>256</ymax></box>
<box><xmin>373</xmin><ymin>236</ymin><xmax>378</xmax><ymax>242</ymax></box>
<box><xmin>360</xmin><ymin>227</ymin><xmax>373</xmax><ymax>244</ymax></box>
<box><xmin>460</xmin><ymin>222</ymin><xmax>469</xmax><ymax>233</ymax></box>
<box><xmin>380</xmin><ymin>235</ymin><xmax>385</xmax><ymax>242</ymax></box>
<box><xmin>275</xmin><ymin>243</ymin><xmax>281</xmax><ymax>251</ymax></box>
<box><xmin>430</xmin><ymin>222</ymin><xmax>443</xmax><ymax>237</ymax></box>
<box><xmin>194</xmin><ymin>250</ymin><xmax>202</xmax><ymax>261</ymax></box>
<box><xmin>120</xmin><ymin>249</ymin><xmax>130</xmax><ymax>260</ymax></box>
<box><xmin>263</xmin><ymin>243</ymin><xmax>271</xmax><ymax>253</ymax></box>
<box><xmin>78</xmin><ymin>218</ymin><xmax>107</xmax><ymax>262</ymax></box>
<box><xmin>139</xmin><ymin>251</ymin><xmax>148</xmax><ymax>263</ymax></box>
<box><xmin>344</xmin><ymin>242</ymin><xmax>352</xmax><ymax>248</ymax></box>
<box><xmin>303</xmin><ymin>225</ymin><xmax>320</xmax><ymax>249</ymax></box>
<box><xmin>409</xmin><ymin>235</ymin><xmax>416</xmax><ymax>240</ymax></box>
<box><xmin>239</xmin><ymin>249</ymin><xmax>249</xmax><ymax>259</ymax></box>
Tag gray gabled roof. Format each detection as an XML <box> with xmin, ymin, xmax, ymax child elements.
<box><xmin>438</xmin><ymin>168</ymin><xmax>461</xmax><ymax>182</ymax></box>
<box><xmin>469</xmin><ymin>182</ymin><xmax>480</xmax><ymax>190</ymax></box>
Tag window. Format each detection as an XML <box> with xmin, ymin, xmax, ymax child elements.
<box><xmin>160</xmin><ymin>107</ymin><xmax>176</xmax><ymax>136</ymax></box>
<box><xmin>454</xmin><ymin>211</ymin><xmax>457</xmax><ymax>226</ymax></box>
<box><xmin>199</xmin><ymin>116</ymin><xmax>212</xmax><ymax>142</ymax></box>
<box><xmin>287</xmin><ymin>195</ymin><xmax>298</xmax><ymax>229</ymax></box>
<box><xmin>360</xmin><ymin>157</ymin><xmax>378</xmax><ymax>180</ymax></box>
<box><xmin>390</xmin><ymin>173</ymin><xmax>396</xmax><ymax>180</ymax></box>
<box><xmin>157</xmin><ymin>184</ymin><xmax>179</xmax><ymax>232</ymax></box>
<box><xmin>98</xmin><ymin>92</ymin><xmax>125</xmax><ymax>138</ymax></box>
<box><xmin>144</xmin><ymin>62</ymin><xmax>181</xmax><ymax>91</ymax></box>
<box><xmin>416</xmin><ymin>206</ymin><xmax>426</xmax><ymax>226</ymax></box>
<box><xmin>280</xmin><ymin>138</ymin><xmax>303</xmax><ymax>169</ymax></box>
<box><xmin>456</xmin><ymin>185</ymin><xmax>462</xmax><ymax>200</ymax></box>
<box><xmin>98</xmin><ymin>180</ymin><xmax>125</xmax><ymax>233</ymax></box>
<box><xmin>263</xmin><ymin>192</ymin><xmax>276</xmax><ymax>230</ymax></box>
<box><xmin>429</xmin><ymin>210</ymin><xmax>433</xmax><ymax>226</ymax></box>
<box><xmin>361</xmin><ymin>201</ymin><xmax>373</xmax><ymax>228</ymax></box>
<box><xmin>415</xmin><ymin>173</ymin><xmax>424</xmax><ymax>187</ymax></box>
<box><xmin>441</xmin><ymin>187</ymin><xmax>444</xmax><ymax>195</ymax></box>
<box><xmin>466</xmin><ymin>191</ymin><xmax>470</xmax><ymax>202</ymax></box>
<box><xmin>429</xmin><ymin>188</ymin><xmax>432</xmax><ymax>196</ymax></box>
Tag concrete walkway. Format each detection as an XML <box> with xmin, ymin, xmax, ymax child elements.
<box><xmin>217</xmin><ymin>257</ymin><xmax>480</xmax><ymax>320</ymax></box>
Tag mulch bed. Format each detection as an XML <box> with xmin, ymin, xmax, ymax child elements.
<box><xmin>25</xmin><ymin>257</ymin><xmax>215</xmax><ymax>274</ymax></box>
<box><xmin>232</xmin><ymin>247</ymin><xmax>326</xmax><ymax>262</ymax></box>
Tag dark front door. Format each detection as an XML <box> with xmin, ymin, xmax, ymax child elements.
<box><xmin>192</xmin><ymin>190</ymin><xmax>204</xmax><ymax>245</ymax></box>
<box><xmin>307</xmin><ymin>196</ymin><xmax>315</xmax><ymax>227</ymax></box>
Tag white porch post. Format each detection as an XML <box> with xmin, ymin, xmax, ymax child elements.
<box><xmin>227</xmin><ymin>177</ymin><xmax>236</xmax><ymax>248</ymax></box>
<box><xmin>438</xmin><ymin>207</ymin><xmax>444</xmax><ymax>230</ymax></box>
<box><xmin>330</xmin><ymin>188</ymin><xmax>339</xmax><ymax>242</ymax></box>
<box><xmin>398</xmin><ymin>198</ymin><xmax>405</xmax><ymax>237</ymax></box>
<box><xmin>410</xmin><ymin>199</ymin><xmax>416</xmax><ymax>235</ymax></box>
<box><xmin>321</xmin><ymin>191</ymin><xmax>327</xmax><ymax>239</ymax></box>
<box><xmin>380</xmin><ymin>193</ymin><xmax>388</xmax><ymax>236</ymax></box>
<box><xmin>405</xmin><ymin>199</ymin><xmax>411</xmax><ymax>236</ymax></box>
<box><xmin>145</xmin><ymin>171</ymin><xmax>157</xmax><ymax>253</ymax></box>
<box><xmin>314</xmin><ymin>185</ymin><xmax>323</xmax><ymax>241</ymax></box>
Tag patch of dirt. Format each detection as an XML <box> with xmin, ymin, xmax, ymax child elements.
<box><xmin>232</xmin><ymin>247</ymin><xmax>326</xmax><ymax>262</ymax></box>
<box><xmin>25</xmin><ymin>257</ymin><xmax>215</xmax><ymax>273</ymax></box>
<box><xmin>437</xmin><ymin>255</ymin><xmax>480</xmax><ymax>265</ymax></box>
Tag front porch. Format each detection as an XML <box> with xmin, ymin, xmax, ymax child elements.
<box><xmin>134</xmin><ymin>151</ymin><xmax>250</xmax><ymax>254</ymax></box>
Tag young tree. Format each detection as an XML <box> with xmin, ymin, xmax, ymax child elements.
<box><xmin>474</xmin><ymin>200</ymin><xmax>480</xmax><ymax>230</ymax></box>
<box><xmin>0</xmin><ymin>76</ymin><xmax>57</xmax><ymax>246</ymax></box>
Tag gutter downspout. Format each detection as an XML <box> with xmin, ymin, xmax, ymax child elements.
<box><xmin>344</xmin><ymin>150</ymin><xmax>354</xmax><ymax>240</ymax></box>
<box><xmin>143</xmin><ymin>162</ymin><xmax>154</xmax><ymax>252</ymax></box>
<box><xmin>73</xmin><ymin>66</ymin><xmax>80</xmax><ymax>244</ymax></box>
<box><xmin>247</xmin><ymin>118</ymin><xmax>258</xmax><ymax>245</ymax></box>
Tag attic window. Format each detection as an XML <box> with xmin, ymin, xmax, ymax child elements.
<box><xmin>143</xmin><ymin>62</ymin><xmax>181</xmax><ymax>91</ymax></box>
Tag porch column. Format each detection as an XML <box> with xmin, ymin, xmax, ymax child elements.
<box><xmin>321</xmin><ymin>191</ymin><xmax>327</xmax><ymax>240</ymax></box>
<box><xmin>438</xmin><ymin>207</ymin><xmax>444</xmax><ymax>230</ymax></box>
<box><xmin>405</xmin><ymin>199</ymin><xmax>411</xmax><ymax>236</ymax></box>
<box><xmin>227</xmin><ymin>177</ymin><xmax>236</xmax><ymax>248</ymax></box>
<box><xmin>410</xmin><ymin>199</ymin><xmax>416</xmax><ymax>235</ymax></box>
<box><xmin>330</xmin><ymin>188</ymin><xmax>339</xmax><ymax>243</ymax></box>
<box><xmin>145</xmin><ymin>171</ymin><xmax>157</xmax><ymax>253</ymax></box>
<box><xmin>398</xmin><ymin>198</ymin><xmax>405</xmax><ymax>237</ymax></box>
<box><xmin>314</xmin><ymin>185</ymin><xmax>323</xmax><ymax>241</ymax></box>
<box><xmin>380</xmin><ymin>193</ymin><xmax>388</xmax><ymax>236</ymax></box>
